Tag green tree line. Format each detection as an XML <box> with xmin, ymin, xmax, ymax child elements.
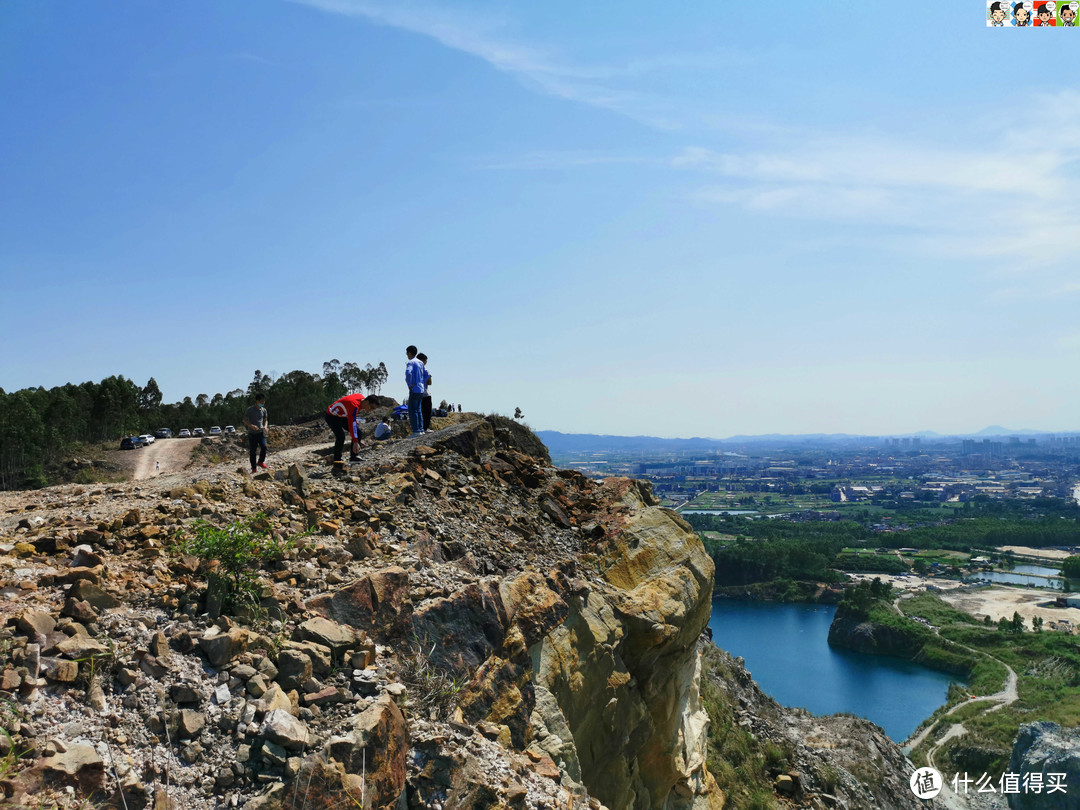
<box><xmin>686</xmin><ymin>508</ymin><xmax>1080</xmax><ymax>587</ymax></box>
<box><xmin>0</xmin><ymin>359</ymin><xmax>388</xmax><ymax>490</ymax></box>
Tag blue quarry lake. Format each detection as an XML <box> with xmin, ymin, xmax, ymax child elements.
<box><xmin>708</xmin><ymin>600</ymin><xmax>960</xmax><ymax>742</ymax></box>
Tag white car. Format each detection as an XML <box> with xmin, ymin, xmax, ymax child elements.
<box><xmin>139</xmin><ymin>434</ymin><xmax>155</xmax><ymax>445</ymax></box>
<box><xmin>224</xmin><ymin>425</ymin><xmax>236</xmax><ymax>434</ymax></box>
<box><xmin>210</xmin><ymin>426</ymin><xmax>222</xmax><ymax>435</ymax></box>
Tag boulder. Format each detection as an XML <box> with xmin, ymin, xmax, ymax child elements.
<box><xmin>262</xmin><ymin>708</ymin><xmax>309</xmax><ymax>751</ymax></box>
<box><xmin>15</xmin><ymin>610</ymin><xmax>56</xmax><ymax>638</ymax></box>
<box><xmin>307</xmin><ymin>567</ymin><xmax>412</xmax><ymax>640</ymax></box>
<box><xmin>298</xmin><ymin>617</ymin><xmax>356</xmax><ymax>656</ymax></box>
<box><xmin>11</xmin><ymin>743</ymin><xmax>105</xmax><ymax>796</ymax></box>
<box><xmin>411</xmin><ymin>579</ymin><xmax>508</xmax><ymax>671</ymax></box>
<box><xmin>275</xmin><ymin>649</ymin><xmax>312</xmax><ymax>691</ymax></box>
<box><xmin>1008</xmin><ymin>722</ymin><xmax>1080</xmax><ymax>810</ymax></box>
<box><xmin>326</xmin><ymin>693</ymin><xmax>408</xmax><ymax>803</ymax></box>
<box><xmin>177</xmin><ymin>709</ymin><xmax>207</xmax><ymax>740</ymax></box>
<box><xmin>69</xmin><ymin>581</ymin><xmax>121</xmax><ymax>610</ymax></box>
<box><xmin>197</xmin><ymin>628</ymin><xmax>250</xmax><ymax>668</ymax></box>
<box><xmin>39</xmin><ymin>657</ymin><xmax>79</xmax><ymax>682</ymax></box>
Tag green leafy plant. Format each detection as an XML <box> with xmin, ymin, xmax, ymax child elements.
<box><xmin>177</xmin><ymin>514</ymin><xmax>294</xmax><ymax>616</ymax></box>
<box><xmin>0</xmin><ymin>699</ymin><xmax>26</xmax><ymax>785</ymax></box>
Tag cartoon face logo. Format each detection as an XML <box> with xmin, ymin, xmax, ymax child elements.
<box><xmin>1061</xmin><ymin>2</ymin><xmax>1077</xmax><ymax>21</ymax></box>
<box><xmin>990</xmin><ymin>1</ymin><xmax>1009</xmax><ymax>20</ymax></box>
<box><xmin>1037</xmin><ymin>7</ymin><xmax>1053</xmax><ymax>21</ymax></box>
<box><xmin>1014</xmin><ymin>2</ymin><xmax>1032</xmax><ymax>23</ymax></box>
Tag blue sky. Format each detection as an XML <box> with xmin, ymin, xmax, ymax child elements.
<box><xmin>2</xmin><ymin>1</ymin><xmax>1078</xmax><ymax>437</ymax></box>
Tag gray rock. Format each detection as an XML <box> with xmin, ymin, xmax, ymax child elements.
<box><xmin>55</xmin><ymin>636</ymin><xmax>110</xmax><ymax>659</ymax></box>
<box><xmin>260</xmin><ymin>740</ymin><xmax>288</xmax><ymax>766</ymax></box>
<box><xmin>246</xmin><ymin>674</ymin><xmax>268</xmax><ymax>697</ymax></box>
<box><xmin>275</xmin><ymin>649</ymin><xmax>312</xmax><ymax>691</ymax></box>
<box><xmin>1008</xmin><ymin>722</ymin><xmax>1080</xmax><ymax>810</ymax></box>
<box><xmin>298</xmin><ymin>617</ymin><xmax>356</xmax><ymax>655</ymax></box>
<box><xmin>256</xmin><ymin>656</ymin><xmax>279</xmax><ymax>680</ymax></box>
<box><xmin>231</xmin><ymin>664</ymin><xmax>257</xmax><ymax>680</ymax></box>
<box><xmin>261</xmin><ymin>709</ymin><xmax>309</xmax><ymax>751</ymax></box>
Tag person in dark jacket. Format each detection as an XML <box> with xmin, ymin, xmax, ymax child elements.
<box><xmin>243</xmin><ymin>394</ymin><xmax>269</xmax><ymax>473</ymax></box>
<box><xmin>417</xmin><ymin>352</ymin><xmax>433</xmax><ymax>432</ymax></box>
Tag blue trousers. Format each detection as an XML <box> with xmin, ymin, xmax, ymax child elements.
<box><xmin>408</xmin><ymin>392</ymin><xmax>424</xmax><ymax>433</ymax></box>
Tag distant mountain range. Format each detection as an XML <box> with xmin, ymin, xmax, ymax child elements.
<box><xmin>537</xmin><ymin>427</ymin><xmax>1077</xmax><ymax>454</ymax></box>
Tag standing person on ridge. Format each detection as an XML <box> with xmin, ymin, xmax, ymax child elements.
<box><xmin>243</xmin><ymin>393</ymin><xmax>269</xmax><ymax>474</ymax></box>
<box><xmin>405</xmin><ymin>345</ymin><xmax>426</xmax><ymax>437</ymax></box>
<box><xmin>325</xmin><ymin>392</ymin><xmax>368</xmax><ymax>463</ymax></box>
<box><xmin>417</xmin><ymin>352</ymin><xmax>433</xmax><ymax>433</ymax></box>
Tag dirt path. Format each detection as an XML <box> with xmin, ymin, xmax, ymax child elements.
<box><xmin>905</xmin><ymin>646</ymin><xmax>1017</xmax><ymax>754</ymax></box>
<box><xmin>131</xmin><ymin>439</ymin><xmax>198</xmax><ymax>480</ymax></box>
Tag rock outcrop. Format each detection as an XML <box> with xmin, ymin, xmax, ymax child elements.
<box><xmin>1007</xmin><ymin>722</ymin><xmax>1080</xmax><ymax>810</ymax></box>
<box><xmin>0</xmin><ymin>414</ymin><xmax>918</xmax><ymax>810</ymax></box>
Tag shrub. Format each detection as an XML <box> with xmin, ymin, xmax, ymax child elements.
<box><xmin>397</xmin><ymin>641</ymin><xmax>465</xmax><ymax>721</ymax></box>
<box><xmin>177</xmin><ymin>514</ymin><xmax>293</xmax><ymax>616</ymax></box>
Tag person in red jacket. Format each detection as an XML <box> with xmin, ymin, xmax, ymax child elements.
<box><xmin>325</xmin><ymin>393</ymin><xmax>368</xmax><ymax>462</ymax></box>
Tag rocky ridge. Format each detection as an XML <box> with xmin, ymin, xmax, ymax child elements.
<box><xmin>0</xmin><ymin>415</ymin><xmax>926</xmax><ymax>810</ymax></box>
<box><xmin>0</xmin><ymin>416</ymin><xmax>720</xmax><ymax>809</ymax></box>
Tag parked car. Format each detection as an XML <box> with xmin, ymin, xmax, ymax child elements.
<box><xmin>155</xmin><ymin>428</ymin><xmax>173</xmax><ymax>439</ymax></box>
<box><xmin>210</xmin><ymin>426</ymin><xmax>222</xmax><ymax>435</ymax></box>
<box><xmin>139</xmin><ymin>434</ymin><xmax>155</xmax><ymax>445</ymax></box>
<box><xmin>193</xmin><ymin>428</ymin><xmax>205</xmax><ymax>437</ymax></box>
<box><xmin>178</xmin><ymin>429</ymin><xmax>192</xmax><ymax>438</ymax></box>
<box><xmin>223</xmin><ymin>425</ymin><xmax>236</xmax><ymax>434</ymax></box>
<box><xmin>120</xmin><ymin>436</ymin><xmax>140</xmax><ymax>450</ymax></box>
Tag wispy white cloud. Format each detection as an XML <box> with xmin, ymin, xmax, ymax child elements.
<box><xmin>476</xmin><ymin>150</ymin><xmax>657</xmax><ymax>171</ymax></box>
<box><xmin>287</xmin><ymin>0</ymin><xmax>740</xmax><ymax>129</ymax></box>
<box><xmin>224</xmin><ymin>52</ymin><xmax>279</xmax><ymax>66</ymax></box>
<box><xmin>674</xmin><ymin>91</ymin><xmax>1080</xmax><ymax>284</ymax></box>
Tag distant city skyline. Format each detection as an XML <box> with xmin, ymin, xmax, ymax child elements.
<box><xmin>2</xmin><ymin>2</ymin><xmax>1078</xmax><ymax>437</ymax></box>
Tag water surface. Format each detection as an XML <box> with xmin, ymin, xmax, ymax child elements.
<box><xmin>967</xmin><ymin>571</ymin><xmax>1063</xmax><ymax>589</ymax></box>
<box><xmin>708</xmin><ymin>600</ymin><xmax>960</xmax><ymax>741</ymax></box>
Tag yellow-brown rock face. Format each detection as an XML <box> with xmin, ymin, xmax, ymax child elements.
<box><xmin>461</xmin><ymin>478</ymin><xmax>722</xmax><ymax>809</ymax></box>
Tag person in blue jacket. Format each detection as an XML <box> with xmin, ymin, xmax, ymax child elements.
<box><xmin>405</xmin><ymin>345</ymin><xmax>427</xmax><ymax>437</ymax></box>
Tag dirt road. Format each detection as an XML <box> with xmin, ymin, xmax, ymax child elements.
<box><xmin>130</xmin><ymin>439</ymin><xmax>198</xmax><ymax>480</ymax></box>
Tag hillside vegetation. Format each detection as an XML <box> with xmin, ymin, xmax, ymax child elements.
<box><xmin>0</xmin><ymin>360</ymin><xmax>387</xmax><ymax>490</ymax></box>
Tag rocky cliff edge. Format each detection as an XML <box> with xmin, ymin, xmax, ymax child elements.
<box><xmin>0</xmin><ymin>416</ymin><xmax>720</xmax><ymax>810</ymax></box>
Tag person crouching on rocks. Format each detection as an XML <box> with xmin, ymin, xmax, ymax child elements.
<box><xmin>325</xmin><ymin>393</ymin><xmax>368</xmax><ymax>463</ymax></box>
<box><xmin>374</xmin><ymin>417</ymin><xmax>392</xmax><ymax>441</ymax></box>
